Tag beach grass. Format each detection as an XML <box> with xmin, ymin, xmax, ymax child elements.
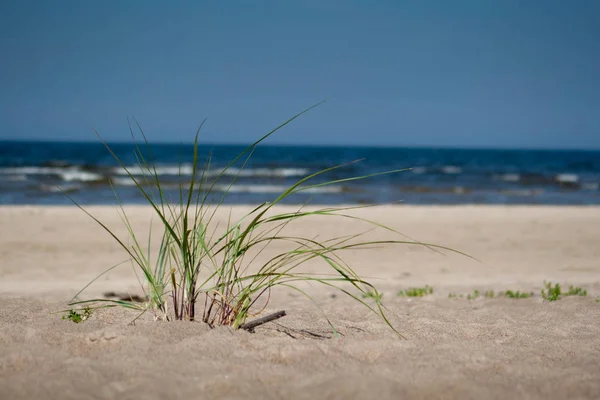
<box><xmin>65</xmin><ymin>104</ymin><xmax>461</xmax><ymax>334</ymax></box>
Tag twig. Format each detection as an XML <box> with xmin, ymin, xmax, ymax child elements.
<box><xmin>239</xmin><ymin>310</ymin><xmax>286</xmax><ymax>332</ymax></box>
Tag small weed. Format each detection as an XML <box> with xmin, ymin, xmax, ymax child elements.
<box><xmin>398</xmin><ymin>285</ymin><xmax>433</xmax><ymax>297</ymax></box>
<box><xmin>504</xmin><ymin>290</ymin><xmax>533</xmax><ymax>299</ymax></box>
<box><xmin>62</xmin><ymin>307</ymin><xmax>93</xmax><ymax>323</ymax></box>
<box><xmin>567</xmin><ymin>285</ymin><xmax>587</xmax><ymax>297</ymax></box>
<box><xmin>541</xmin><ymin>281</ymin><xmax>587</xmax><ymax>301</ymax></box>
<box><xmin>483</xmin><ymin>290</ymin><xmax>495</xmax><ymax>298</ymax></box>
<box><xmin>541</xmin><ymin>282</ymin><xmax>562</xmax><ymax>301</ymax></box>
<box><xmin>467</xmin><ymin>289</ymin><xmax>480</xmax><ymax>300</ymax></box>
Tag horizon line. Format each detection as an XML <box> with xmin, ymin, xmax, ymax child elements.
<box><xmin>0</xmin><ymin>138</ymin><xmax>599</xmax><ymax>152</ymax></box>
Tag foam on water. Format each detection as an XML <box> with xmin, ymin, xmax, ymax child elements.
<box><xmin>554</xmin><ymin>173</ymin><xmax>579</xmax><ymax>184</ymax></box>
<box><xmin>441</xmin><ymin>166</ymin><xmax>462</xmax><ymax>174</ymax></box>
<box><xmin>495</xmin><ymin>173</ymin><xmax>521</xmax><ymax>182</ymax></box>
<box><xmin>206</xmin><ymin>184</ymin><xmax>343</xmax><ymax>194</ymax></box>
<box><xmin>112</xmin><ymin>165</ymin><xmax>310</xmax><ymax>178</ymax></box>
<box><xmin>0</xmin><ymin>166</ymin><xmax>105</xmax><ymax>182</ymax></box>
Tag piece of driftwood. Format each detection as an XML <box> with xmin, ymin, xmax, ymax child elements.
<box><xmin>240</xmin><ymin>310</ymin><xmax>286</xmax><ymax>332</ymax></box>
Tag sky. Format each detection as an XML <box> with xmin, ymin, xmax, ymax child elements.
<box><xmin>0</xmin><ymin>0</ymin><xmax>599</xmax><ymax>149</ymax></box>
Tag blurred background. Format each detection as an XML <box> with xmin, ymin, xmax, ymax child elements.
<box><xmin>0</xmin><ymin>1</ymin><xmax>599</xmax><ymax>205</ymax></box>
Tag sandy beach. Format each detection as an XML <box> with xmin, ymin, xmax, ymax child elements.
<box><xmin>1</xmin><ymin>205</ymin><xmax>599</xmax><ymax>399</ymax></box>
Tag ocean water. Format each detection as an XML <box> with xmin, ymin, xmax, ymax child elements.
<box><xmin>0</xmin><ymin>141</ymin><xmax>599</xmax><ymax>205</ymax></box>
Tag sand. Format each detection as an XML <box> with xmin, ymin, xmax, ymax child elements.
<box><xmin>1</xmin><ymin>205</ymin><xmax>599</xmax><ymax>399</ymax></box>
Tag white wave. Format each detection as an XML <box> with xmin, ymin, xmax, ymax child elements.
<box><xmin>113</xmin><ymin>165</ymin><xmax>194</xmax><ymax>176</ymax></box>
<box><xmin>113</xmin><ymin>165</ymin><xmax>310</xmax><ymax>178</ymax></box>
<box><xmin>59</xmin><ymin>170</ymin><xmax>103</xmax><ymax>182</ymax></box>
<box><xmin>554</xmin><ymin>174</ymin><xmax>579</xmax><ymax>184</ymax></box>
<box><xmin>499</xmin><ymin>189</ymin><xmax>543</xmax><ymax>196</ymax></box>
<box><xmin>0</xmin><ymin>166</ymin><xmax>103</xmax><ymax>182</ymax></box>
<box><xmin>40</xmin><ymin>183</ymin><xmax>83</xmax><ymax>193</ymax></box>
<box><xmin>494</xmin><ymin>173</ymin><xmax>520</xmax><ymax>182</ymax></box>
<box><xmin>441</xmin><ymin>166</ymin><xmax>462</xmax><ymax>174</ymax></box>
<box><xmin>212</xmin><ymin>184</ymin><xmax>343</xmax><ymax>194</ymax></box>
<box><xmin>219</xmin><ymin>167</ymin><xmax>310</xmax><ymax>178</ymax></box>
<box><xmin>582</xmin><ymin>182</ymin><xmax>599</xmax><ymax>190</ymax></box>
<box><xmin>411</xmin><ymin>167</ymin><xmax>427</xmax><ymax>174</ymax></box>
<box><xmin>111</xmin><ymin>178</ymin><xmax>138</xmax><ymax>186</ymax></box>
<box><xmin>109</xmin><ymin>178</ymin><xmax>342</xmax><ymax>194</ymax></box>
<box><xmin>0</xmin><ymin>166</ymin><xmax>63</xmax><ymax>175</ymax></box>
<box><xmin>6</xmin><ymin>174</ymin><xmax>27</xmax><ymax>182</ymax></box>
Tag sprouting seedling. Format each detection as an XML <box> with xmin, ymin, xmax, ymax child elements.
<box><xmin>567</xmin><ymin>285</ymin><xmax>587</xmax><ymax>297</ymax></box>
<box><xmin>541</xmin><ymin>281</ymin><xmax>587</xmax><ymax>301</ymax></box>
<box><xmin>398</xmin><ymin>285</ymin><xmax>433</xmax><ymax>297</ymax></box>
<box><xmin>541</xmin><ymin>281</ymin><xmax>562</xmax><ymax>301</ymax></box>
<box><xmin>62</xmin><ymin>307</ymin><xmax>93</xmax><ymax>323</ymax></box>
<box><xmin>504</xmin><ymin>290</ymin><xmax>533</xmax><ymax>299</ymax></box>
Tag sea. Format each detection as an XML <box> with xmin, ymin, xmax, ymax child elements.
<box><xmin>1</xmin><ymin>141</ymin><xmax>599</xmax><ymax>205</ymax></box>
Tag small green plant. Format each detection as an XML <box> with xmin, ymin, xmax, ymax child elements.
<box><xmin>541</xmin><ymin>281</ymin><xmax>562</xmax><ymax>301</ymax></box>
<box><xmin>62</xmin><ymin>307</ymin><xmax>93</xmax><ymax>323</ymax></box>
<box><xmin>541</xmin><ymin>281</ymin><xmax>587</xmax><ymax>302</ymax></box>
<box><xmin>567</xmin><ymin>285</ymin><xmax>587</xmax><ymax>297</ymax></box>
<box><xmin>504</xmin><ymin>290</ymin><xmax>532</xmax><ymax>299</ymax></box>
<box><xmin>449</xmin><ymin>290</ymin><xmax>494</xmax><ymax>299</ymax></box>
<box><xmin>398</xmin><ymin>285</ymin><xmax>433</xmax><ymax>297</ymax></box>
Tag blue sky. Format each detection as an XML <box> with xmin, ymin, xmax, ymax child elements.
<box><xmin>0</xmin><ymin>0</ymin><xmax>599</xmax><ymax>149</ymax></box>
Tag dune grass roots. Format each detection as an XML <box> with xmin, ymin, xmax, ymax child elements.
<box><xmin>66</xmin><ymin>104</ymin><xmax>462</xmax><ymax>334</ymax></box>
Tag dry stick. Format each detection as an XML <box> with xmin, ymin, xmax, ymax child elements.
<box><xmin>239</xmin><ymin>310</ymin><xmax>286</xmax><ymax>332</ymax></box>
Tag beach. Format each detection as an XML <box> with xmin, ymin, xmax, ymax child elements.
<box><xmin>1</xmin><ymin>205</ymin><xmax>599</xmax><ymax>399</ymax></box>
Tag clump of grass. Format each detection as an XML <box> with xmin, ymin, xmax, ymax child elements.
<box><xmin>398</xmin><ymin>285</ymin><xmax>433</xmax><ymax>297</ymax></box>
<box><xmin>483</xmin><ymin>290</ymin><xmax>495</xmax><ymax>298</ymax></box>
<box><xmin>504</xmin><ymin>290</ymin><xmax>533</xmax><ymax>299</ymax></box>
<box><xmin>541</xmin><ymin>281</ymin><xmax>587</xmax><ymax>302</ymax></box>
<box><xmin>466</xmin><ymin>289</ymin><xmax>480</xmax><ymax>300</ymax></box>
<box><xmin>62</xmin><ymin>307</ymin><xmax>93</xmax><ymax>323</ymax></box>
<box><xmin>66</xmin><ymin>105</ymin><xmax>464</xmax><ymax>334</ymax></box>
